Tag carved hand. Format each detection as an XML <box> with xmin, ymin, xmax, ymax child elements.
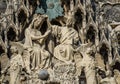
<box><xmin>44</xmin><ymin>30</ymin><xmax>51</xmax><ymax>36</ymax></box>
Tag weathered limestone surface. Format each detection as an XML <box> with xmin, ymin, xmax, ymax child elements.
<box><xmin>0</xmin><ymin>0</ymin><xmax>120</xmax><ymax>84</ymax></box>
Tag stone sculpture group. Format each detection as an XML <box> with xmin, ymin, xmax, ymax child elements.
<box><xmin>0</xmin><ymin>0</ymin><xmax>120</xmax><ymax>84</ymax></box>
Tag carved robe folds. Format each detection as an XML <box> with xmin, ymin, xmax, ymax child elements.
<box><xmin>24</xmin><ymin>28</ymin><xmax>50</xmax><ymax>70</ymax></box>
<box><xmin>10</xmin><ymin>54</ymin><xmax>24</xmax><ymax>84</ymax></box>
<box><xmin>52</xmin><ymin>25</ymin><xmax>79</xmax><ymax>64</ymax></box>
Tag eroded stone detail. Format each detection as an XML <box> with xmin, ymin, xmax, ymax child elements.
<box><xmin>0</xmin><ymin>0</ymin><xmax>120</xmax><ymax>84</ymax></box>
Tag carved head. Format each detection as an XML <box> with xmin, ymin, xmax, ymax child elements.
<box><xmin>10</xmin><ymin>42</ymin><xmax>24</xmax><ymax>55</ymax></box>
<box><xmin>114</xmin><ymin>69</ymin><xmax>120</xmax><ymax>76</ymax></box>
<box><xmin>31</xmin><ymin>14</ymin><xmax>48</xmax><ymax>29</ymax></box>
<box><xmin>86</xmin><ymin>47</ymin><xmax>93</xmax><ymax>54</ymax></box>
<box><xmin>10</xmin><ymin>46</ymin><xmax>18</xmax><ymax>54</ymax></box>
<box><xmin>106</xmin><ymin>70</ymin><xmax>112</xmax><ymax>77</ymax></box>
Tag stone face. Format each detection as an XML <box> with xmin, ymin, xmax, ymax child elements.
<box><xmin>0</xmin><ymin>0</ymin><xmax>120</xmax><ymax>84</ymax></box>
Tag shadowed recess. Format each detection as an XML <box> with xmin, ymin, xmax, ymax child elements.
<box><xmin>7</xmin><ymin>27</ymin><xmax>16</xmax><ymax>41</ymax></box>
<box><xmin>117</xmin><ymin>33</ymin><xmax>120</xmax><ymax>45</ymax></box>
<box><xmin>113</xmin><ymin>62</ymin><xmax>120</xmax><ymax>71</ymax></box>
<box><xmin>0</xmin><ymin>45</ymin><xmax>5</xmax><ymax>56</ymax></box>
<box><xmin>86</xmin><ymin>26</ymin><xmax>96</xmax><ymax>43</ymax></box>
<box><xmin>79</xmin><ymin>70</ymin><xmax>86</xmax><ymax>84</ymax></box>
<box><xmin>74</xmin><ymin>8</ymin><xmax>83</xmax><ymax>27</ymax></box>
<box><xmin>40</xmin><ymin>20</ymin><xmax>48</xmax><ymax>35</ymax></box>
<box><xmin>100</xmin><ymin>44</ymin><xmax>109</xmax><ymax>64</ymax></box>
<box><xmin>18</xmin><ymin>9</ymin><xmax>27</xmax><ymax>27</ymax></box>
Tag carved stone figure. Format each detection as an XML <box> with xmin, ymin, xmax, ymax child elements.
<box><xmin>49</xmin><ymin>13</ymin><xmax>79</xmax><ymax>64</ymax></box>
<box><xmin>53</xmin><ymin>26</ymin><xmax>78</xmax><ymax>64</ymax></box>
<box><xmin>24</xmin><ymin>14</ymin><xmax>51</xmax><ymax>70</ymax></box>
<box><xmin>114</xmin><ymin>69</ymin><xmax>120</xmax><ymax>84</ymax></box>
<box><xmin>77</xmin><ymin>43</ymin><xmax>97</xmax><ymax>84</ymax></box>
<box><xmin>1</xmin><ymin>42</ymin><xmax>24</xmax><ymax>84</ymax></box>
<box><xmin>0</xmin><ymin>0</ymin><xmax>120</xmax><ymax>84</ymax></box>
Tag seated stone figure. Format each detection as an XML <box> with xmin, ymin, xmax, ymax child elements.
<box><xmin>24</xmin><ymin>14</ymin><xmax>51</xmax><ymax>70</ymax></box>
<box><xmin>53</xmin><ymin>26</ymin><xmax>79</xmax><ymax>64</ymax></box>
<box><xmin>48</xmin><ymin>13</ymin><xmax>79</xmax><ymax>64</ymax></box>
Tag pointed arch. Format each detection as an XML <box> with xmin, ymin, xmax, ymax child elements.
<box><xmin>98</xmin><ymin>30</ymin><xmax>111</xmax><ymax>64</ymax></box>
<box><xmin>100</xmin><ymin>35</ymin><xmax>110</xmax><ymax>48</ymax></box>
<box><xmin>17</xmin><ymin>6</ymin><xmax>29</xmax><ymax>27</ymax></box>
<box><xmin>17</xmin><ymin>5</ymin><xmax>29</xmax><ymax>18</ymax></box>
<box><xmin>85</xmin><ymin>15</ymin><xmax>98</xmax><ymax>43</ymax></box>
<box><xmin>74</xmin><ymin>7</ymin><xmax>84</xmax><ymax>30</ymax></box>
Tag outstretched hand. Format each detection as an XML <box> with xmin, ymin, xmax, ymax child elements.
<box><xmin>44</xmin><ymin>30</ymin><xmax>51</xmax><ymax>36</ymax></box>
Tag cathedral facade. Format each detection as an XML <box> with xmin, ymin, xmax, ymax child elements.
<box><xmin>0</xmin><ymin>0</ymin><xmax>120</xmax><ymax>84</ymax></box>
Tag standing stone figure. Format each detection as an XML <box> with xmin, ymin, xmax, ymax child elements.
<box><xmin>24</xmin><ymin>14</ymin><xmax>51</xmax><ymax>70</ymax></box>
<box><xmin>1</xmin><ymin>43</ymin><xmax>24</xmax><ymax>84</ymax></box>
<box><xmin>77</xmin><ymin>42</ymin><xmax>97</xmax><ymax>84</ymax></box>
